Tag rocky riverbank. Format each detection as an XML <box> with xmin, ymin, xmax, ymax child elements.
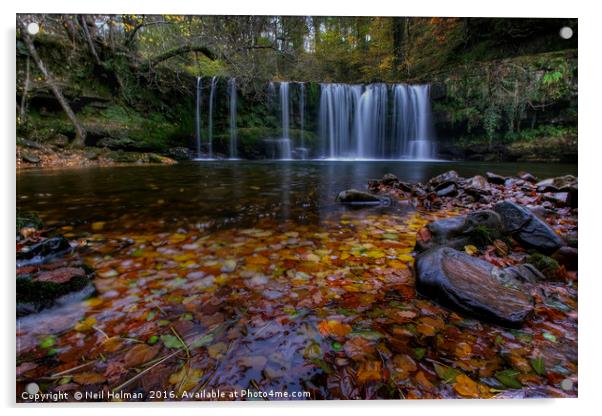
<box><xmin>364</xmin><ymin>169</ymin><xmax>577</xmax><ymax>331</ymax></box>
<box><xmin>17</xmin><ymin>138</ymin><xmax>177</xmax><ymax>169</ymax></box>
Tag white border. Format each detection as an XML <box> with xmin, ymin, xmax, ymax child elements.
<box><xmin>2</xmin><ymin>1</ymin><xmax>599</xmax><ymax>415</ymax></box>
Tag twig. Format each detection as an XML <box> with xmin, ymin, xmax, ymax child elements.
<box><xmin>112</xmin><ymin>348</ymin><xmax>182</xmax><ymax>393</ymax></box>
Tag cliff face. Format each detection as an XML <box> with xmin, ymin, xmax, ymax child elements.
<box><xmin>430</xmin><ymin>50</ymin><xmax>577</xmax><ymax>162</ymax></box>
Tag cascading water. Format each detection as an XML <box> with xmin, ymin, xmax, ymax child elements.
<box><xmin>206</xmin><ymin>76</ymin><xmax>218</xmax><ymax>159</ymax></box>
<box><xmin>392</xmin><ymin>84</ymin><xmax>435</xmax><ymax>160</ymax></box>
<box><xmin>298</xmin><ymin>82</ymin><xmax>307</xmax><ymax>159</ymax></box>
<box><xmin>319</xmin><ymin>83</ymin><xmax>363</xmax><ymax>159</ymax></box>
<box><xmin>228</xmin><ymin>78</ymin><xmax>238</xmax><ymax>159</ymax></box>
<box><xmin>278</xmin><ymin>82</ymin><xmax>292</xmax><ymax>160</ymax></box>
<box><xmin>195</xmin><ymin>77</ymin><xmax>202</xmax><ymax>158</ymax></box>
<box><xmin>319</xmin><ymin>83</ymin><xmax>435</xmax><ymax>160</ymax></box>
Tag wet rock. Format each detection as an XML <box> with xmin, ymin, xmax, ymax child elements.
<box><xmin>21</xmin><ymin>152</ymin><xmax>40</xmax><ymax>164</ymax></box>
<box><xmin>167</xmin><ymin>146</ymin><xmax>194</xmax><ymax>161</ymax></box>
<box><xmin>16</xmin><ymin>264</ymin><xmax>95</xmax><ymax>316</ymax></box>
<box><xmin>416</xmin><ymin>210</ymin><xmax>504</xmax><ymax>252</ymax></box>
<box><xmin>17</xmin><ymin>137</ymin><xmax>44</xmax><ymax>149</ymax></box>
<box><xmin>543</xmin><ymin>192</ymin><xmax>570</xmax><ymax>207</ymax></box>
<box><xmin>49</xmin><ymin>134</ymin><xmax>69</xmax><ymax>148</ymax></box>
<box><xmin>465</xmin><ymin>175</ymin><xmax>489</xmax><ymax>190</ymax></box>
<box><xmin>416</xmin><ymin>247</ymin><xmax>533</xmax><ymax>327</ymax></box>
<box><xmin>435</xmin><ymin>183</ymin><xmax>457</xmax><ymax>197</ymax></box>
<box><xmin>336</xmin><ymin>189</ymin><xmax>390</xmax><ymax>205</ymax></box>
<box><xmin>16</xmin><ymin>237</ymin><xmax>72</xmax><ymax>267</ymax></box>
<box><xmin>497</xmin><ymin>263</ymin><xmax>546</xmax><ymax>284</ymax></box>
<box><xmin>381</xmin><ymin>173</ymin><xmax>399</xmax><ymax>185</ymax></box>
<box><xmin>552</xmin><ymin>246</ymin><xmax>578</xmax><ymax>270</ymax></box>
<box><xmin>494</xmin><ymin>201</ymin><xmax>564</xmax><ymax>254</ymax></box>
<box><xmin>518</xmin><ymin>172</ymin><xmax>538</xmax><ymax>183</ymax></box>
<box><xmin>428</xmin><ymin>170</ymin><xmax>459</xmax><ymax>187</ymax></box>
<box><xmin>527</xmin><ymin>253</ymin><xmax>561</xmax><ymax>279</ymax></box>
<box><xmin>485</xmin><ymin>172</ymin><xmax>506</xmax><ymax>185</ymax></box>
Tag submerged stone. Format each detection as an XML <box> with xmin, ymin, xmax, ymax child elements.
<box><xmin>336</xmin><ymin>189</ymin><xmax>390</xmax><ymax>205</ymax></box>
<box><xmin>16</xmin><ymin>237</ymin><xmax>72</xmax><ymax>267</ymax></box>
<box><xmin>416</xmin><ymin>247</ymin><xmax>533</xmax><ymax>327</ymax></box>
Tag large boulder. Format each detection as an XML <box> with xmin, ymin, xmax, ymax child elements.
<box><xmin>416</xmin><ymin>247</ymin><xmax>533</xmax><ymax>327</ymax></box>
<box><xmin>336</xmin><ymin>189</ymin><xmax>390</xmax><ymax>205</ymax></box>
<box><xmin>494</xmin><ymin>201</ymin><xmax>564</xmax><ymax>254</ymax></box>
<box><xmin>416</xmin><ymin>210</ymin><xmax>504</xmax><ymax>252</ymax></box>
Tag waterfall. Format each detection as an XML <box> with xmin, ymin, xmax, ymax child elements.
<box><xmin>299</xmin><ymin>82</ymin><xmax>306</xmax><ymax>159</ymax></box>
<box><xmin>319</xmin><ymin>83</ymin><xmax>435</xmax><ymax>160</ymax></box>
<box><xmin>278</xmin><ymin>82</ymin><xmax>292</xmax><ymax>159</ymax></box>
<box><xmin>195</xmin><ymin>77</ymin><xmax>202</xmax><ymax>158</ymax></box>
<box><xmin>392</xmin><ymin>84</ymin><xmax>434</xmax><ymax>159</ymax></box>
<box><xmin>207</xmin><ymin>76</ymin><xmax>218</xmax><ymax>158</ymax></box>
<box><xmin>228</xmin><ymin>78</ymin><xmax>237</xmax><ymax>159</ymax></box>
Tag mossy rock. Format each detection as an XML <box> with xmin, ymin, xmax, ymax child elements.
<box><xmin>526</xmin><ymin>253</ymin><xmax>561</xmax><ymax>279</ymax></box>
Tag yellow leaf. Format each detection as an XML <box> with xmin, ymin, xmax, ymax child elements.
<box><xmin>74</xmin><ymin>317</ymin><xmax>97</xmax><ymax>332</ymax></box>
<box><xmin>317</xmin><ymin>320</ymin><xmax>352</xmax><ymax>337</ymax></box>
<box><xmin>357</xmin><ymin>361</ymin><xmax>382</xmax><ymax>384</ymax></box>
<box><xmin>169</xmin><ymin>365</ymin><xmax>203</xmax><ymax>395</ymax></box>
<box><xmin>91</xmin><ymin>221</ymin><xmax>105</xmax><ymax>231</ymax></box>
<box><xmin>464</xmin><ymin>245</ymin><xmax>478</xmax><ymax>256</ymax></box>
<box><xmin>453</xmin><ymin>374</ymin><xmax>480</xmax><ymax>398</ymax></box>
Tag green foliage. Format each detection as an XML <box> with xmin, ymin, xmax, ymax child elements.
<box><xmin>527</xmin><ymin>253</ymin><xmax>560</xmax><ymax>279</ymax></box>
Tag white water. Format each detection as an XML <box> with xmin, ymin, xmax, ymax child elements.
<box><xmin>299</xmin><ymin>82</ymin><xmax>306</xmax><ymax>158</ymax></box>
<box><xmin>279</xmin><ymin>82</ymin><xmax>292</xmax><ymax>159</ymax></box>
<box><xmin>207</xmin><ymin>76</ymin><xmax>218</xmax><ymax>159</ymax></box>
<box><xmin>194</xmin><ymin>78</ymin><xmax>436</xmax><ymax>161</ymax></box>
<box><xmin>195</xmin><ymin>77</ymin><xmax>202</xmax><ymax>158</ymax></box>
<box><xmin>228</xmin><ymin>78</ymin><xmax>238</xmax><ymax>159</ymax></box>
<box><xmin>320</xmin><ymin>83</ymin><xmax>435</xmax><ymax>160</ymax></box>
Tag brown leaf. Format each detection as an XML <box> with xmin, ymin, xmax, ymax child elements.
<box><xmin>343</xmin><ymin>337</ymin><xmax>375</xmax><ymax>361</ymax></box>
<box><xmin>123</xmin><ymin>343</ymin><xmax>160</xmax><ymax>368</ymax></box>
<box><xmin>356</xmin><ymin>360</ymin><xmax>382</xmax><ymax>384</ymax></box>
<box><xmin>73</xmin><ymin>371</ymin><xmax>107</xmax><ymax>385</ymax></box>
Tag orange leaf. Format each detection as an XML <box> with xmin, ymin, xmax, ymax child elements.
<box><xmin>317</xmin><ymin>320</ymin><xmax>352</xmax><ymax>337</ymax></box>
<box><xmin>357</xmin><ymin>360</ymin><xmax>382</xmax><ymax>384</ymax></box>
<box><xmin>453</xmin><ymin>374</ymin><xmax>479</xmax><ymax>398</ymax></box>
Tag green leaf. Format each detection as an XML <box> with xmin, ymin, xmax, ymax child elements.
<box><xmin>434</xmin><ymin>363</ymin><xmax>461</xmax><ymax>384</ymax></box>
<box><xmin>161</xmin><ymin>334</ymin><xmax>185</xmax><ymax>349</ymax></box>
<box><xmin>39</xmin><ymin>336</ymin><xmax>56</xmax><ymax>349</ymax></box>
<box><xmin>413</xmin><ymin>347</ymin><xmax>426</xmax><ymax>360</ymax></box>
<box><xmin>147</xmin><ymin>335</ymin><xmax>159</xmax><ymax>345</ymax></box>
<box><xmin>542</xmin><ymin>331</ymin><xmax>557</xmax><ymax>343</ymax></box>
<box><xmin>530</xmin><ymin>356</ymin><xmax>546</xmax><ymax>376</ymax></box>
<box><xmin>331</xmin><ymin>342</ymin><xmax>343</xmax><ymax>351</ymax></box>
<box><xmin>188</xmin><ymin>334</ymin><xmax>213</xmax><ymax>349</ymax></box>
<box><xmin>495</xmin><ymin>369</ymin><xmax>522</xmax><ymax>389</ymax></box>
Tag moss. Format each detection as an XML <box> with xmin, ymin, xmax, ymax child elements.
<box><xmin>16</xmin><ymin>274</ymin><xmax>91</xmax><ymax>305</ymax></box>
<box><xmin>468</xmin><ymin>225</ymin><xmax>502</xmax><ymax>248</ymax></box>
<box><xmin>527</xmin><ymin>253</ymin><xmax>560</xmax><ymax>279</ymax></box>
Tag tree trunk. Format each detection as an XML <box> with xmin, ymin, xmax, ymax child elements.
<box><xmin>18</xmin><ymin>18</ymin><xmax>86</xmax><ymax>147</ymax></box>
<box><xmin>19</xmin><ymin>57</ymin><xmax>30</xmax><ymax>123</ymax></box>
<box><xmin>80</xmin><ymin>15</ymin><xmax>101</xmax><ymax>65</ymax></box>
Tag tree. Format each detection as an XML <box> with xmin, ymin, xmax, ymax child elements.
<box><xmin>18</xmin><ymin>17</ymin><xmax>87</xmax><ymax>147</ymax></box>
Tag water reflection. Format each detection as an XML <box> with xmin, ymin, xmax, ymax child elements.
<box><xmin>17</xmin><ymin>161</ymin><xmax>577</xmax><ymax>234</ymax></box>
